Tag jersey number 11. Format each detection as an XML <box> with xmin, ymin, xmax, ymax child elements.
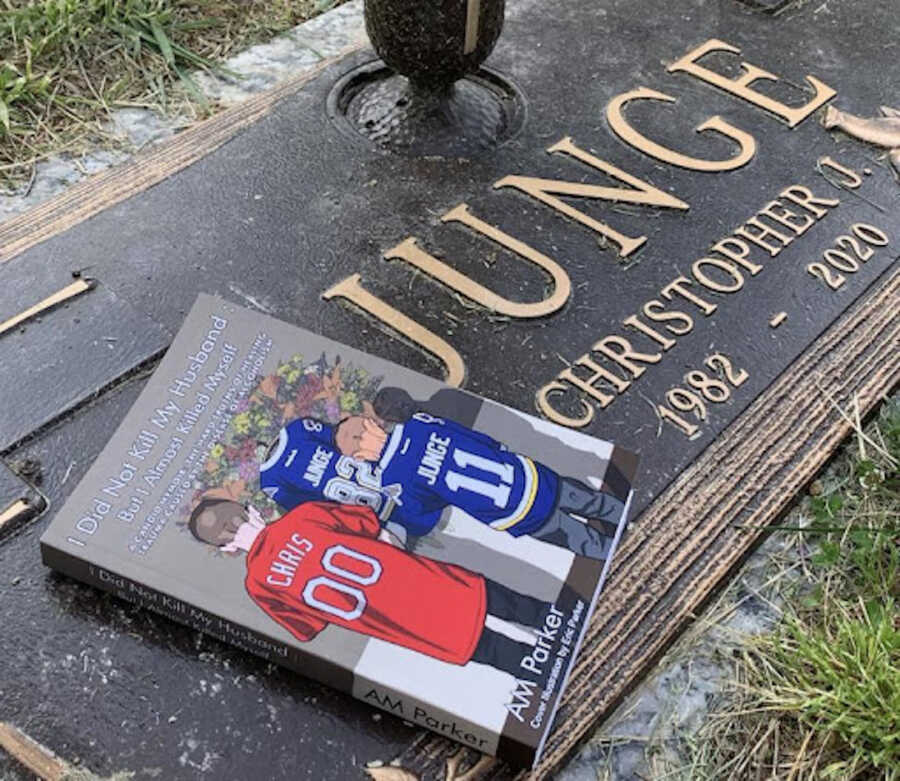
<box><xmin>444</xmin><ymin>448</ymin><xmax>515</xmax><ymax>508</ymax></box>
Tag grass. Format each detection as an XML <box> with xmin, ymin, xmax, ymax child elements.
<box><xmin>687</xmin><ymin>395</ymin><xmax>900</xmax><ymax>781</ymax></box>
<box><xmin>0</xmin><ymin>0</ymin><xmax>341</xmax><ymax>191</ymax></box>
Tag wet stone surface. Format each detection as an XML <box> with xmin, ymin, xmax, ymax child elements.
<box><xmin>336</xmin><ymin>64</ymin><xmax>523</xmax><ymax>156</ymax></box>
<box><xmin>2</xmin><ymin>0</ymin><xmax>899</xmax><ymax>778</ymax></box>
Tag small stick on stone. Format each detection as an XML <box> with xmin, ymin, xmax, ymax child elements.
<box><xmin>0</xmin><ymin>499</ymin><xmax>31</xmax><ymax>534</ymax></box>
<box><xmin>365</xmin><ymin>765</ymin><xmax>419</xmax><ymax>781</ymax></box>
<box><xmin>890</xmin><ymin>148</ymin><xmax>900</xmax><ymax>176</ymax></box>
<box><xmin>445</xmin><ymin>750</ymin><xmax>495</xmax><ymax>781</ymax></box>
<box><xmin>0</xmin><ymin>724</ymin><xmax>118</xmax><ymax>781</ymax></box>
<box><xmin>0</xmin><ymin>277</ymin><xmax>96</xmax><ymax>338</ymax></box>
<box><xmin>464</xmin><ymin>0</ymin><xmax>481</xmax><ymax>54</ymax></box>
<box><xmin>0</xmin><ymin>722</ymin><xmax>68</xmax><ymax>781</ymax></box>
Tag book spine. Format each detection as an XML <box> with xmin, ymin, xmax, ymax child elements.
<box><xmin>528</xmin><ymin>486</ymin><xmax>637</xmax><ymax>768</ymax></box>
<box><xmin>39</xmin><ymin>541</ymin><xmax>508</xmax><ymax>759</ymax></box>
<box><xmin>39</xmin><ymin>540</ymin><xmax>352</xmax><ymax>693</ymax></box>
<box><xmin>351</xmin><ymin>676</ymin><xmax>503</xmax><ymax>759</ymax></box>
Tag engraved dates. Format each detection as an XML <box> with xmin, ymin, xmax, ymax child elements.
<box><xmin>656</xmin><ymin>353</ymin><xmax>749</xmax><ymax>438</ymax></box>
<box><xmin>806</xmin><ymin>222</ymin><xmax>890</xmax><ymax>291</ymax></box>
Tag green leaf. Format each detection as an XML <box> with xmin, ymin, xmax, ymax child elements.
<box><xmin>0</xmin><ymin>99</ymin><xmax>9</xmax><ymax>133</ymax></box>
<box><xmin>149</xmin><ymin>19</ymin><xmax>175</xmax><ymax>66</ymax></box>
<box><xmin>8</xmin><ymin>75</ymin><xmax>26</xmax><ymax>101</ymax></box>
<box><xmin>864</xmin><ymin>598</ymin><xmax>885</xmax><ymax>624</ymax></box>
<box><xmin>173</xmin><ymin>64</ymin><xmax>207</xmax><ymax>109</ymax></box>
<box><xmin>172</xmin><ymin>18</ymin><xmax>223</xmax><ymax>32</ymax></box>
<box><xmin>813</xmin><ymin>539</ymin><xmax>841</xmax><ymax>567</ymax></box>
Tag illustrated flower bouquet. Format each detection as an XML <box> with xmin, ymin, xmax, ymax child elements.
<box><xmin>182</xmin><ymin>351</ymin><xmax>383</xmax><ymax>523</ymax></box>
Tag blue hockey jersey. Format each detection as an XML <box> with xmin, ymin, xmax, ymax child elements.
<box><xmin>259</xmin><ymin>415</ymin><xmax>560</xmax><ymax>537</ymax></box>
<box><xmin>376</xmin><ymin>412</ymin><xmax>559</xmax><ymax>537</ymax></box>
<box><xmin>259</xmin><ymin>419</ymin><xmax>404</xmax><ymax>525</ymax></box>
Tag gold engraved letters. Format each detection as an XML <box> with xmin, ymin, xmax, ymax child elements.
<box><xmin>495</xmin><ymin>136</ymin><xmax>689</xmax><ymax>258</ymax></box>
<box><xmin>537</xmin><ymin>185</ymin><xmax>841</xmax><ymax>427</ymax></box>
<box><xmin>322</xmin><ymin>274</ymin><xmax>466</xmax><ymax>387</ymax></box>
<box><xmin>385</xmin><ymin>204</ymin><xmax>571</xmax><ymax>319</ymax></box>
<box><xmin>322</xmin><ymin>39</ymin><xmax>838</xmax><ymax>428</ymax></box>
<box><xmin>667</xmin><ymin>39</ymin><xmax>836</xmax><ymax>127</ymax></box>
<box><xmin>606</xmin><ymin>88</ymin><xmax>756</xmax><ymax>172</ymax></box>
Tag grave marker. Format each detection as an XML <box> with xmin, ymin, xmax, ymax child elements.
<box><xmin>0</xmin><ymin>0</ymin><xmax>897</xmax><ymax>778</ymax></box>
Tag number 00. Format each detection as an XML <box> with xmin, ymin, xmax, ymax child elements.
<box><xmin>301</xmin><ymin>545</ymin><xmax>383</xmax><ymax>620</ymax></box>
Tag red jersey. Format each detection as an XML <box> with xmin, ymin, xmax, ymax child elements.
<box><xmin>244</xmin><ymin>502</ymin><xmax>487</xmax><ymax>665</ymax></box>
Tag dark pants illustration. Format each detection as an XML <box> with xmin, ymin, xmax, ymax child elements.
<box><xmin>531</xmin><ymin>477</ymin><xmax>623</xmax><ymax>558</ymax></box>
<box><xmin>471</xmin><ymin>581</ymin><xmax>553</xmax><ymax>677</ymax></box>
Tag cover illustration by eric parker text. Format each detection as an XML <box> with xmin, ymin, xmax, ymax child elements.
<box><xmin>41</xmin><ymin>295</ymin><xmax>639</xmax><ymax>767</ymax></box>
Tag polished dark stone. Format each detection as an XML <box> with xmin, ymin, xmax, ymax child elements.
<box><xmin>0</xmin><ymin>275</ymin><xmax>170</xmax><ymax>451</ymax></box>
<box><xmin>2</xmin><ymin>0</ymin><xmax>899</xmax><ymax>778</ymax></box>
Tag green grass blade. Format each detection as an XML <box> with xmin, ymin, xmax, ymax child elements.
<box><xmin>172</xmin><ymin>18</ymin><xmax>224</xmax><ymax>32</ymax></box>
<box><xmin>173</xmin><ymin>64</ymin><xmax>207</xmax><ymax>109</ymax></box>
<box><xmin>149</xmin><ymin>19</ymin><xmax>175</xmax><ymax>67</ymax></box>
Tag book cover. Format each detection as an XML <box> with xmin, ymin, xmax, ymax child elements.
<box><xmin>40</xmin><ymin>294</ymin><xmax>638</xmax><ymax>767</ymax></box>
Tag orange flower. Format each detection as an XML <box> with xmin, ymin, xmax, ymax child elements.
<box><xmin>257</xmin><ymin>374</ymin><xmax>279</xmax><ymax>399</ymax></box>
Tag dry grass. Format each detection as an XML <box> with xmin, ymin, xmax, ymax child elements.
<box><xmin>682</xmin><ymin>395</ymin><xmax>900</xmax><ymax>781</ymax></box>
<box><xmin>1</xmin><ymin>0</ymin><xmax>341</xmax><ymax>190</ymax></box>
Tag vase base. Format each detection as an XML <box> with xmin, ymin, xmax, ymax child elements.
<box><xmin>329</xmin><ymin>60</ymin><xmax>525</xmax><ymax>157</ymax></box>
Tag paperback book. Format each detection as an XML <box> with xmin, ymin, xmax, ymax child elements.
<box><xmin>41</xmin><ymin>294</ymin><xmax>638</xmax><ymax>767</ymax></box>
